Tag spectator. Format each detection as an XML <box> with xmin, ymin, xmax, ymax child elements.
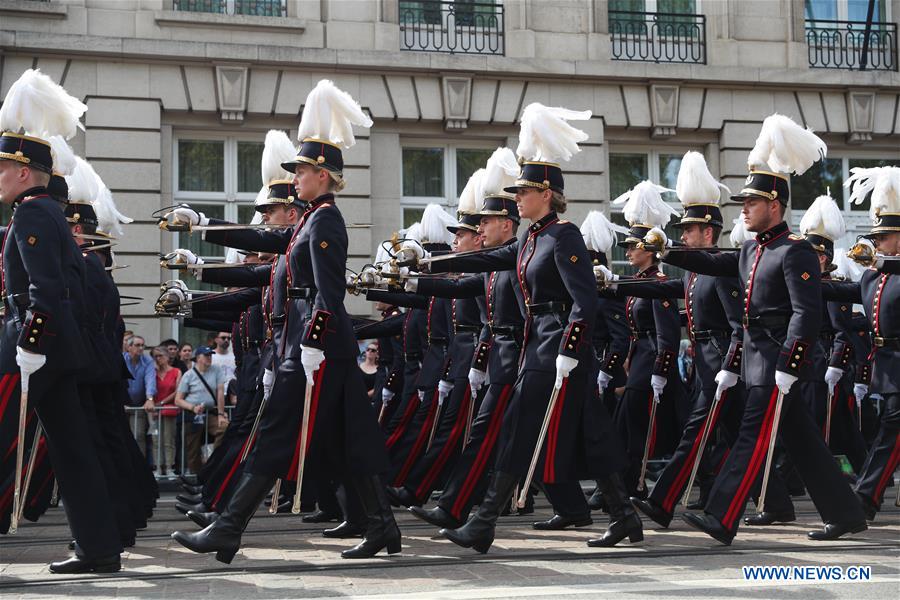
<box><xmin>123</xmin><ymin>335</ymin><xmax>156</xmax><ymax>456</ymax></box>
<box><xmin>226</xmin><ymin>377</ymin><xmax>238</xmax><ymax>407</ymax></box>
<box><xmin>211</xmin><ymin>331</ymin><xmax>236</xmax><ymax>381</ymax></box>
<box><xmin>152</xmin><ymin>345</ymin><xmax>181</xmax><ymax>479</ymax></box>
<box><xmin>360</xmin><ymin>342</ymin><xmax>379</xmax><ymax>399</ymax></box>
<box><xmin>161</xmin><ymin>337</ymin><xmax>187</xmax><ymax>372</ymax></box>
<box><xmin>175</xmin><ymin>347</ymin><xmax>229</xmax><ymax>474</ymax></box>
<box><xmin>122</xmin><ymin>330</ymin><xmax>134</xmax><ymax>353</ymax></box>
<box><xmin>179</xmin><ymin>343</ymin><xmax>194</xmax><ymax>371</ymax></box>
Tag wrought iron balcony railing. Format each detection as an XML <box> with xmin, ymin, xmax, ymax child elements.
<box><xmin>400</xmin><ymin>0</ymin><xmax>504</xmax><ymax>55</ymax></box>
<box><xmin>609</xmin><ymin>10</ymin><xmax>706</xmax><ymax>64</ymax></box>
<box><xmin>173</xmin><ymin>0</ymin><xmax>286</xmax><ymax>17</ymax></box>
<box><xmin>806</xmin><ymin>19</ymin><xmax>897</xmax><ymax>71</ymax></box>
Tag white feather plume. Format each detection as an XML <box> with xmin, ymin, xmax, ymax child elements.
<box><xmin>676</xmin><ymin>151</ymin><xmax>729</xmax><ymax>206</ymax></box>
<box><xmin>580</xmin><ymin>211</ymin><xmax>628</xmax><ymax>254</ymax></box>
<box><xmin>0</xmin><ymin>69</ymin><xmax>86</xmax><ymax>139</ymax></box>
<box><xmin>374</xmin><ymin>241</ymin><xmax>392</xmax><ymax>265</ymax></box>
<box><xmin>799</xmin><ymin>193</ymin><xmax>845</xmax><ymax>241</ymax></box>
<box><xmin>261</xmin><ymin>130</ymin><xmax>296</xmax><ymax>186</ymax></box>
<box><xmin>845</xmin><ymin>166</ymin><xmax>900</xmax><ymax>221</ymax></box>
<box><xmin>516</xmin><ymin>102</ymin><xmax>591</xmax><ymax>164</ymax></box>
<box><xmin>297</xmin><ymin>79</ymin><xmax>373</xmax><ymax>149</ymax></box>
<box><xmin>479</xmin><ymin>147</ymin><xmax>518</xmax><ymax>200</ymax></box>
<box><xmin>612</xmin><ymin>180</ymin><xmax>680</xmax><ymax>228</ymax></box>
<box><xmin>419</xmin><ymin>204</ymin><xmax>456</xmax><ymax>245</ymax></box>
<box><xmin>832</xmin><ymin>247</ymin><xmax>865</xmax><ymax>282</ymax></box>
<box><xmin>65</xmin><ymin>157</ymin><xmax>99</xmax><ymax>203</ymax></box>
<box><xmin>48</xmin><ymin>135</ymin><xmax>77</xmax><ymax>177</ymax></box>
<box><xmin>93</xmin><ymin>178</ymin><xmax>132</xmax><ymax>238</ymax></box>
<box><xmin>729</xmin><ymin>216</ymin><xmax>753</xmax><ymax>247</ymax></box>
<box><xmin>458</xmin><ymin>168</ymin><xmax>484</xmax><ymax>215</ymax></box>
<box><xmin>403</xmin><ymin>222</ymin><xmax>422</xmax><ymax>243</ymax></box>
<box><xmin>746</xmin><ymin>114</ymin><xmax>827</xmax><ymax>176</ymax></box>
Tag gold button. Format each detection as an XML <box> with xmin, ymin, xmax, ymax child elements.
<box><xmin>36</xmin><ymin>318</ymin><xmax>43</xmax><ymax>324</ymax></box>
<box><xmin>29</xmin><ymin>337</ymin><xmax>35</xmax><ymax>343</ymax></box>
<box><xmin>790</xmin><ymin>362</ymin><xmax>797</xmax><ymax>368</ymax></box>
<box><xmin>31</xmin><ymin>329</ymin><xmax>37</xmax><ymax>334</ymax></box>
<box><xmin>312</xmin><ymin>334</ymin><xmax>319</xmax><ymax>339</ymax></box>
<box><xmin>567</xmin><ymin>344</ymin><xmax>574</xmax><ymax>349</ymax></box>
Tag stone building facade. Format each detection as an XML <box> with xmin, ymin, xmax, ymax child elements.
<box><xmin>1</xmin><ymin>0</ymin><xmax>898</xmax><ymax>344</ymax></box>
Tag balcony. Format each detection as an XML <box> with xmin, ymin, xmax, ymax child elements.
<box><xmin>806</xmin><ymin>19</ymin><xmax>897</xmax><ymax>71</ymax></box>
<box><xmin>400</xmin><ymin>0</ymin><xmax>504</xmax><ymax>55</ymax></box>
<box><xmin>609</xmin><ymin>10</ymin><xmax>706</xmax><ymax>64</ymax></box>
<box><xmin>173</xmin><ymin>0</ymin><xmax>286</xmax><ymax>17</ymax></box>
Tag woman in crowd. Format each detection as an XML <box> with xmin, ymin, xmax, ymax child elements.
<box><xmin>152</xmin><ymin>346</ymin><xmax>182</xmax><ymax>480</ymax></box>
<box><xmin>359</xmin><ymin>343</ymin><xmax>380</xmax><ymax>400</ymax></box>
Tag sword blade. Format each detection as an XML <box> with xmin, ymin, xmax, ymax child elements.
<box><xmin>637</xmin><ymin>393</ymin><xmax>660</xmax><ymax>492</ymax></box>
<box><xmin>291</xmin><ymin>379</ymin><xmax>315</xmax><ymax>515</ymax></box>
<box><xmin>16</xmin><ymin>422</ymin><xmax>43</xmax><ymax>525</ymax></box>
<box><xmin>518</xmin><ymin>383</ymin><xmax>562</xmax><ymax>508</ymax></box>
<box><xmin>758</xmin><ymin>389</ymin><xmax>786</xmax><ymax>515</ymax></box>
<box><xmin>824</xmin><ymin>386</ymin><xmax>834</xmax><ymax>446</ymax></box>
<box><xmin>10</xmin><ymin>377</ymin><xmax>29</xmax><ymax>535</ymax></box>
<box><xmin>682</xmin><ymin>391</ymin><xmax>722</xmax><ymax>508</ymax></box>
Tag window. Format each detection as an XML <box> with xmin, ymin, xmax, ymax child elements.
<box><xmin>400</xmin><ymin>142</ymin><xmax>495</xmax><ymax>228</ymax></box>
<box><xmin>172</xmin><ymin>134</ymin><xmax>267</xmax><ymax>346</ymax></box>
<box><xmin>174</xmin><ymin>0</ymin><xmax>287</xmax><ymax>17</ymax></box>
<box><xmin>608</xmin><ymin>150</ymin><xmax>687</xmax><ymax>277</ymax></box>
<box><xmin>804</xmin><ymin>0</ymin><xmax>888</xmax><ymax>22</ymax></box>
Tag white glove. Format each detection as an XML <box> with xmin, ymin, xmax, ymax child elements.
<box><xmin>468</xmin><ymin>368</ymin><xmax>486</xmax><ymax>393</ymax></box>
<box><xmin>651</xmin><ymin>374</ymin><xmax>667</xmax><ymax>400</ymax></box>
<box><xmin>169</xmin><ymin>207</ymin><xmax>209</xmax><ymax>227</ymax></box>
<box><xmin>16</xmin><ymin>347</ymin><xmax>46</xmax><ymax>390</ymax></box>
<box><xmin>437</xmin><ymin>379</ymin><xmax>454</xmax><ymax>398</ymax></box>
<box><xmin>398</xmin><ymin>241</ymin><xmax>424</xmax><ymax>265</ymax></box>
<box><xmin>172</xmin><ymin>248</ymin><xmax>202</xmax><ymax>266</ymax></box>
<box><xmin>300</xmin><ymin>345</ymin><xmax>326</xmax><ymax>385</ymax></box>
<box><xmin>262</xmin><ymin>368</ymin><xmax>274</xmax><ymax>399</ymax></box>
<box><xmin>382</xmin><ymin>389</ymin><xmax>395</xmax><ymax>404</ymax></box>
<box><xmin>417</xmin><ymin>389</ymin><xmax>426</xmax><ymax>402</ymax></box>
<box><xmin>597</xmin><ymin>370</ymin><xmax>612</xmax><ymax>392</ymax></box>
<box><xmin>358</xmin><ymin>265</ymin><xmax>380</xmax><ymax>287</ymax></box>
<box><xmin>404</xmin><ymin>276</ymin><xmax>419</xmax><ymax>293</ymax></box>
<box><xmin>554</xmin><ymin>355</ymin><xmax>578</xmax><ymax>389</ymax></box>
<box><xmin>775</xmin><ymin>370</ymin><xmax>798</xmax><ymax>395</ymax></box>
<box><xmin>824</xmin><ymin>366</ymin><xmax>844</xmax><ymax>389</ymax></box>
<box><xmin>714</xmin><ymin>369</ymin><xmax>739</xmax><ymax>400</ymax></box>
<box><xmin>594</xmin><ymin>264</ymin><xmax>618</xmax><ymax>284</ymax></box>
<box><xmin>853</xmin><ymin>383</ymin><xmax>868</xmax><ymax>402</ymax></box>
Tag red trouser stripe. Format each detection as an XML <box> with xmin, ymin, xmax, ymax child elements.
<box><xmin>212</xmin><ymin>433</ymin><xmax>254</xmax><ymax>510</ymax></box>
<box><xmin>393</xmin><ymin>390</ymin><xmax>439</xmax><ymax>487</ymax></box>
<box><xmin>873</xmin><ymin>431</ymin><xmax>900</xmax><ymax>503</ymax></box>
<box><xmin>723</xmin><ymin>387</ymin><xmax>779</xmax><ymax>529</ymax></box>
<box><xmin>0</xmin><ymin>373</ymin><xmax>19</xmax><ymax>421</ymax></box>
<box><xmin>663</xmin><ymin>389</ymin><xmax>727</xmax><ymax>513</ymax></box>
<box><xmin>386</xmin><ymin>392</ymin><xmax>420</xmax><ymax>449</ymax></box>
<box><xmin>451</xmin><ymin>384</ymin><xmax>513</xmax><ymax>519</ymax></box>
<box><xmin>286</xmin><ymin>363</ymin><xmax>326</xmax><ymax>481</ymax></box>
<box><xmin>542</xmin><ymin>378</ymin><xmax>568</xmax><ymax>483</ymax></box>
<box><xmin>415</xmin><ymin>387</ymin><xmax>471</xmax><ymax>499</ymax></box>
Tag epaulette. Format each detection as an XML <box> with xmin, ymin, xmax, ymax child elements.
<box><xmin>788</xmin><ymin>234</ymin><xmax>805</xmax><ymax>241</ymax></box>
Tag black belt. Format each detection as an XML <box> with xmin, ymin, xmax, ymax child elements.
<box><xmin>287</xmin><ymin>287</ymin><xmax>317</xmax><ymax>300</ymax></box>
<box><xmin>270</xmin><ymin>315</ymin><xmax>286</xmax><ymax>325</ymax></box>
<box><xmin>873</xmin><ymin>336</ymin><xmax>900</xmax><ymax>349</ymax></box>
<box><xmin>526</xmin><ymin>301</ymin><xmax>570</xmax><ymax>316</ymax></box>
<box><xmin>692</xmin><ymin>329</ymin><xmax>729</xmax><ymax>341</ymax></box>
<box><xmin>490</xmin><ymin>324</ymin><xmax>523</xmax><ymax>336</ymax></box>
<box><xmin>428</xmin><ymin>336</ymin><xmax>449</xmax><ymax>346</ymax></box>
<box><xmin>631</xmin><ymin>329</ymin><xmax>657</xmax><ymax>339</ymax></box>
<box><xmin>454</xmin><ymin>325</ymin><xmax>481</xmax><ymax>334</ymax></box>
<box><xmin>742</xmin><ymin>314</ymin><xmax>790</xmax><ymax>329</ymax></box>
<box><xmin>404</xmin><ymin>351</ymin><xmax>423</xmax><ymax>361</ymax></box>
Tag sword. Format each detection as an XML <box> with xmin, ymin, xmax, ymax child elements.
<box><xmin>426</xmin><ymin>389</ymin><xmax>447</xmax><ymax>452</ymax></box>
<box><xmin>399</xmin><ymin>247</ymin><xmax>494</xmax><ymax>268</ymax></box>
<box><xmin>49</xmin><ymin>478</ymin><xmax>58</xmax><ymax>507</ymax></box>
<box><xmin>517</xmin><ymin>381</ymin><xmax>563</xmax><ymax>508</ymax></box>
<box><xmin>637</xmin><ymin>391</ymin><xmax>660</xmax><ymax>493</ymax></box>
<box><xmin>17</xmin><ymin>423</ymin><xmax>43</xmax><ymax>524</ymax></box>
<box><xmin>269</xmin><ymin>479</ymin><xmax>282</xmax><ymax>515</ymax></box>
<box><xmin>757</xmin><ymin>388</ymin><xmax>786</xmax><ymax>515</ymax></box>
<box><xmin>10</xmin><ymin>372</ymin><xmax>30</xmax><ymax>534</ymax></box>
<box><xmin>682</xmin><ymin>389</ymin><xmax>723</xmax><ymax>508</ymax></box>
<box><xmin>824</xmin><ymin>385</ymin><xmax>834</xmax><ymax>446</ymax></box>
<box><xmin>463</xmin><ymin>386</ymin><xmax>477</xmax><ymax>446</ymax></box>
<box><xmin>291</xmin><ymin>378</ymin><xmax>315</xmax><ymax>514</ymax></box>
<box><xmin>240</xmin><ymin>388</ymin><xmax>272</xmax><ymax>463</ymax></box>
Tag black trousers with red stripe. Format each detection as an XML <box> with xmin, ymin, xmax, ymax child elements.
<box><xmin>402</xmin><ymin>380</ymin><xmax>483</xmax><ymax>503</ymax></box>
<box><xmin>388</xmin><ymin>388</ymin><xmax>439</xmax><ymax>486</ymax></box>
<box><xmin>437</xmin><ymin>382</ymin><xmax>514</xmax><ymax>520</ymax></box>
<box><xmin>705</xmin><ymin>384</ymin><xmax>865</xmax><ymax>534</ymax></box>
<box><xmin>855</xmin><ymin>392</ymin><xmax>900</xmax><ymax>510</ymax></box>
<box><xmin>648</xmin><ymin>383</ymin><xmax>745</xmax><ymax>515</ymax></box>
<box><xmin>810</xmin><ymin>378</ymin><xmax>868</xmax><ymax>473</ymax></box>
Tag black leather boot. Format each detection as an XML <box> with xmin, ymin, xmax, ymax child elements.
<box><xmin>49</xmin><ymin>554</ymin><xmax>121</xmax><ymax>574</ymax></box>
<box><xmin>440</xmin><ymin>471</ymin><xmax>518</xmax><ymax>554</ymax></box>
<box><xmin>171</xmin><ymin>472</ymin><xmax>274</xmax><ymax>564</ymax></box>
<box><xmin>587</xmin><ymin>481</ymin><xmax>608</xmax><ymax>512</ymax></box>
<box><xmin>323</xmin><ymin>520</ymin><xmax>366</xmax><ymax>538</ymax></box>
<box><xmin>588</xmin><ymin>473</ymin><xmax>644</xmax><ymax>547</ymax></box>
<box><xmin>187</xmin><ymin>510</ymin><xmax>219</xmax><ymax>529</ymax></box>
<box><xmin>341</xmin><ymin>475</ymin><xmax>402</xmax><ymax>558</ymax></box>
<box><xmin>302</xmin><ymin>508</ymin><xmax>341</xmax><ymax>523</ymax></box>
<box><xmin>409</xmin><ymin>505</ymin><xmax>464</xmax><ymax>529</ymax></box>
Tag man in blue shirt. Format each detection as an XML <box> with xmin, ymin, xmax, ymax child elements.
<box><xmin>123</xmin><ymin>335</ymin><xmax>156</xmax><ymax>457</ymax></box>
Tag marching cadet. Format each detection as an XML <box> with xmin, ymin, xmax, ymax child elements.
<box><xmin>407</xmin><ymin>147</ymin><xmax>527</xmax><ymax>529</ymax></box>
<box><xmin>823</xmin><ymin>165</ymin><xmax>900</xmax><ymax>521</ymax></box>
<box><xmin>604</xmin><ymin>180</ymin><xmax>687</xmax><ymax>498</ymax></box>
<box><xmin>606</xmin><ymin>153</ymin><xmax>746</xmax><ymax>528</ymax></box>
<box><xmin>0</xmin><ymin>69</ymin><xmax>123</xmax><ymax>572</ymax></box>
<box><xmin>654</xmin><ymin>114</ymin><xmax>866</xmax><ymax>543</ymax></box>
<box><xmin>386</xmin><ymin>183</ymin><xmax>486</xmax><ymax>509</ymax></box>
<box><xmin>421</xmin><ymin>103</ymin><xmax>640</xmax><ymax>552</ymax></box>
<box><xmin>170</xmin><ymin>80</ymin><xmax>400</xmax><ymax>561</ymax></box>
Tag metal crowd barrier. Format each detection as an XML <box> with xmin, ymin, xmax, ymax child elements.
<box><xmin>124</xmin><ymin>405</ymin><xmax>235</xmax><ymax>480</ymax></box>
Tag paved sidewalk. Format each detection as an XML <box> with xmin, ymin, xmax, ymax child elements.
<box><xmin>1</xmin><ymin>487</ymin><xmax>898</xmax><ymax>599</ymax></box>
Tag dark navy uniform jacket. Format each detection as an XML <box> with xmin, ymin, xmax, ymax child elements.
<box><xmin>664</xmin><ymin>221</ymin><xmax>823</xmax><ymax>386</ymax></box>
<box><xmin>817</xmin><ymin>274</ymin><xmax>859</xmax><ymax>378</ymax></box>
<box><xmin>614</xmin><ymin>268</ymin><xmax>744</xmax><ymax>390</ymax></box>
<box><xmin>429</xmin><ymin>212</ymin><xmax>596</xmax><ymax>374</ymax></box>
<box><xmin>594</xmin><ymin>296</ymin><xmax>630</xmax><ymax>388</ymax></box>
<box><xmin>822</xmin><ymin>261</ymin><xmax>900</xmax><ymax>394</ymax></box>
<box><xmin>1</xmin><ymin>188</ymin><xmax>88</xmax><ymax>375</ymax></box>
<box><xmin>80</xmin><ymin>250</ymin><xmax>119</xmax><ymax>384</ymax></box>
